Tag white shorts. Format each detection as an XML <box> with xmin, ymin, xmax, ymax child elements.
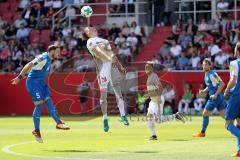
<box><xmin>148</xmin><ymin>95</ymin><xmax>165</xmax><ymax>116</ymax></box>
<box><xmin>98</xmin><ymin>62</ymin><xmax>122</xmax><ymax>90</ymax></box>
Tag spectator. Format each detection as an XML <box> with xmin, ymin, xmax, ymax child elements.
<box><xmin>214</xmin><ymin>51</ymin><xmax>229</xmax><ymax>69</ymax></box>
<box><xmin>22</xmin><ymin>6</ymin><xmax>32</xmax><ymax>21</ymax></box>
<box><xmin>198</xmin><ymin>19</ymin><xmax>208</xmax><ymax>32</ymax></box>
<box><xmin>178</xmin><ymin>83</ymin><xmax>194</xmax><ymax>114</ymax></box>
<box><xmin>176</xmin><ymin>52</ymin><xmax>189</xmax><ymax>70</ymax></box>
<box><xmin>65</xmin><ymin>6</ymin><xmax>76</xmax><ymax>20</ymax></box>
<box><xmin>126</xmin><ymin>32</ymin><xmax>138</xmax><ymax>49</ymax></box>
<box><xmin>159</xmin><ymin>43</ymin><xmax>170</xmax><ymax>58</ymax></box>
<box><xmin>163</xmin><ymin>55</ymin><xmax>174</xmax><ymax>69</ymax></box>
<box><xmin>170</xmin><ymin>40</ymin><xmax>182</xmax><ymax>57</ymax></box>
<box><xmin>18</xmin><ymin>0</ymin><xmax>30</xmax><ymax>10</ymax></box>
<box><xmin>162</xmin><ymin>84</ymin><xmax>175</xmax><ymax>108</ymax></box>
<box><xmin>5</xmin><ymin>25</ymin><xmax>17</xmax><ymax>40</ymax></box>
<box><xmin>109</xmin><ymin>0</ymin><xmax>122</xmax><ymax>14</ymax></box>
<box><xmin>54</xmin><ymin>36</ymin><xmax>64</xmax><ymax>47</ymax></box>
<box><xmin>194</xmin><ymin>31</ymin><xmax>204</xmax><ymax>46</ymax></box>
<box><xmin>208</xmin><ymin>40</ymin><xmax>221</xmax><ymax>59</ymax></box>
<box><xmin>14</xmin><ymin>15</ymin><xmax>27</xmax><ymax>29</ymax></box>
<box><xmin>121</xmin><ymin>22</ymin><xmax>131</xmax><ymax>37</ymax></box>
<box><xmin>46</xmin><ymin>7</ymin><xmax>55</xmax><ymax>20</ymax></box>
<box><xmin>31</xmin><ymin>3</ymin><xmax>45</xmax><ymax>21</ymax></box>
<box><xmin>178</xmin><ymin>30</ymin><xmax>192</xmax><ymax>49</ymax></box>
<box><xmin>217</xmin><ymin>0</ymin><xmax>229</xmax><ymax>19</ymax></box>
<box><xmin>11</xmin><ymin>46</ymin><xmax>23</xmax><ymax>70</ymax></box>
<box><xmin>44</xmin><ymin>0</ymin><xmax>53</xmax><ymax>9</ymax></box>
<box><xmin>172</xmin><ymin>19</ymin><xmax>183</xmax><ymax>39</ymax></box>
<box><xmin>185</xmin><ymin>19</ymin><xmax>198</xmax><ymax>35</ymax></box>
<box><xmin>203</xmin><ymin>32</ymin><xmax>214</xmax><ymax>44</ymax></box>
<box><xmin>27</xmin><ymin>16</ymin><xmax>37</xmax><ymax>29</ymax></box>
<box><xmin>24</xmin><ymin>44</ymin><xmax>36</xmax><ymax>62</ymax></box>
<box><xmin>0</xmin><ymin>16</ymin><xmax>6</xmax><ymax>28</ymax></box>
<box><xmin>115</xmin><ymin>32</ymin><xmax>126</xmax><ymax>48</ymax></box>
<box><xmin>109</xmin><ymin>23</ymin><xmax>121</xmax><ymax>39</ymax></box>
<box><xmin>221</xmin><ymin>39</ymin><xmax>232</xmax><ymax>55</ymax></box>
<box><xmin>118</xmin><ymin>42</ymin><xmax>132</xmax><ymax>60</ymax></box>
<box><xmin>63</xmin><ymin>0</ymin><xmax>74</xmax><ymax>5</ymax></box>
<box><xmin>36</xmin><ymin>15</ymin><xmax>49</xmax><ymax>29</ymax></box>
<box><xmin>73</xmin><ymin>0</ymin><xmax>85</xmax><ymax>5</ymax></box>
<box><xmin>52</xmin><ymin>0</ymin><xmax>63</xmax><ymax>11</ymax></box>
<box><xmin>189</xmin><ymin>51</ymin><xmax>201</xmax><ymax>69</ymax></box>
<box><xmin>194</xmin><ymin>83</ymin><xmax>207</xmax><ymax>115</ymax></box>
<box><xmin>62</xmin><ymin>24</ymin><xmax>72</xmax><ymax>38</ymax></box>
<box><xmin>16</xmin><ymin>24</ymin><xmax>29</xmax><ymax>39</ymax></box>
<box><xmin>52</xmin><ymin>23</ymin><xmax>63</xmax><ymax>40</ymax></box>
<box><xmin>136</xmin><ymin>89</ymin><xmax>147</xmax><ymax>114</ymax></box>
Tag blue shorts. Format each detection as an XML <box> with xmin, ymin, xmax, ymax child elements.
<box><xmin>225</xmin><ymin>94</ymin><xmax>240</xmax><ymax>120</ymax></box>
<box><xmin>205</xmin><ymin>94</ymin><xmax>226</xmax><ymax>112</ymax></box>
<box><xmin>26</xmin><ymin>78</ymin><xmax>51</xmax><ymax>102</ymax></box>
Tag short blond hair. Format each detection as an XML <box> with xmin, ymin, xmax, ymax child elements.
<box><xmin>234</xmin><ymin>42</ymin><xmax>240</xmax><ymax>57</ymax></box>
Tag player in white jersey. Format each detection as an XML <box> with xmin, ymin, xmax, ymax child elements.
<box><xmin>82</xmin><ymin>27</ymin><xmax>129</xmax><ymax>132</ymax></box>
<box><xmin>144</xmin><ymin>62</ymin><xmax>186</xmax><ymax>140</ymax></box>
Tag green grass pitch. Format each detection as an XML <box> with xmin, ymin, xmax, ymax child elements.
<box><xmin>0</xmin><ymin>116</ymin><xmax>237</xmax><ymax>160</ymax></box>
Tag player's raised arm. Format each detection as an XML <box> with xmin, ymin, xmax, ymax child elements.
<box><xmin>11</xmin><ymin>61</ymin><xmax>34</xmax><ymax>85</ymax></box>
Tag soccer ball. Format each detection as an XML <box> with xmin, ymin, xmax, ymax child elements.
<box><xmin>81</xmin><ymin>6</ymin><xmax>93</xmax><ymax>18</ymax></box>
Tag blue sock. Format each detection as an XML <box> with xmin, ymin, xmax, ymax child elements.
<box><xmin>237</xmin><ymin>126</ymin><xmax>240</xmax><ymax>151</ymax></box>
<box><xmin>227</xmin><ymin>123</ymin><xmax>240</xmax><ymax>138</ymax></box>
<box><xmin>45</xmin><ymin>98</ymin><xmax>61</xmax><ymax>123</ymax></box>
<box><xmin>33</xmin><ymin>104</ymin><xmax>43</xmax><ymax>131</ymax></box>
<box><xmin>201</xmin><ymin>116</ymin><xmax>209</xmax><ymax>133</ymax></box>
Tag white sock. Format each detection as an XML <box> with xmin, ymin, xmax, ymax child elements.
<box><xmin>147</xmin><ymin>120</ymin><xmax>156</xmax><ymax>136</ymax></box>
<box><xmin>103</xmin><ymin>114</ymin><xmax>108</xmax><ymax>119</ymax></box>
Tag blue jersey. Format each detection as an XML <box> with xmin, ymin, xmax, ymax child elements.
<box><xmin>26</xmin><ymin>52</ymin><xmax>52</xmax><ymax>102</ymax></box>
<box><xmin>204</xmin><ymin>70</ymin><xmax>225</xmax><ymax>111</ymax></box>
<box><xmin>229</xmin><ymin>59</ymin><xmax>240</xmax><ymax>95</ymax></box>
<box><xmin>204</xmin><ymin>70</ymin><xmax>221</xmax><ymax>96</ymax></box>
<box><xmin>27</xmin><ymin>52</ymin><xmax>51</xmax><ymax>81</ymax></box>
<box><xmin>225</xmin><ymin>58</ymin><xmax>240</xmax><ymax>120</ymax></box>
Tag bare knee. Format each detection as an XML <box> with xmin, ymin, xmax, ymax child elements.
<box><xmin>202</xmin><ymin>110</ymin><xmax>210</xmax><ymax>117</ymax></box>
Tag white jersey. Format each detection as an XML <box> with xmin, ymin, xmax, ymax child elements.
<box><xmin>147</xmin><ymin>72</ymin><xmax>162</xmax><ymax>103</ymax></box>
<box><xmin>86</xmin><ymin>37</ymin><xmax>121</xmax><ymax>89</ymax></box>
<box><xmin>86</xmin><ymin>37</ymin><xmax>111</xmax><ymax>62</ymax></box>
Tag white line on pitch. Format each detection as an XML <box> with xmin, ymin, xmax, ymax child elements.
<box><xmin>2</xmin><ymin>141</ymin><xmax>104</xmax><ymax>160</ymax></box>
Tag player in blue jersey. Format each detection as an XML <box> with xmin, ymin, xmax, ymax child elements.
<box><xmin>11</xmin><ymin>45</ymin><xmax>70</xmax><ymax>143</ymax></box>
<box><xmin>193</xmin><ymin>58</ymin><xmax>225</xmax><ymax>137</ymax></box>
<box><xmin>224</xmin><ymin>43</ymin><xmax>240</xmax><ymax>157</ymax></box>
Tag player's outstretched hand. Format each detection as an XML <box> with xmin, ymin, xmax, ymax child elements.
<box><xmin>11</xmin><ymin>77</ymin><xmax>21</xmax><ymax>85</ymax></box>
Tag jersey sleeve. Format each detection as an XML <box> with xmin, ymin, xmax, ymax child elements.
<box><xmin>86</xmin><ymin>38</ymin><xmax>98</xmax><ymax>51</ymax></box>
<box><xmin>230</xmin><ymin>60</ymin><xmax>239</xmax><ymax>78</ymax></box>
<box><xmin>153</xmin><ymin>74</ymin><xmax>161</xmax><ymax>88</ymax></box>
<box><xmin>209</xmin><ymin>71</ymin><xmax>221</xmax><ymax>87</ymax></box>
<box><xmin>31</xmin><ymin>55</ymin><xmax>46</xmax><ymax>66</ymax></box>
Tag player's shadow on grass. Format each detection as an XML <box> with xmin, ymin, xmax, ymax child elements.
<box><xmin>44</xmin><ymin>150</ymin><xmax>102</xmax><ymax>153</ymax></box>
<box><xmin>171</xmin><ymin>139</ymin><xmax>189</xmax><ymax>141</ymax></box>
<box><xmin>118</xmin><ymin>151</ymin><xmax>159</xmax><ymax>154</ymax></box>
